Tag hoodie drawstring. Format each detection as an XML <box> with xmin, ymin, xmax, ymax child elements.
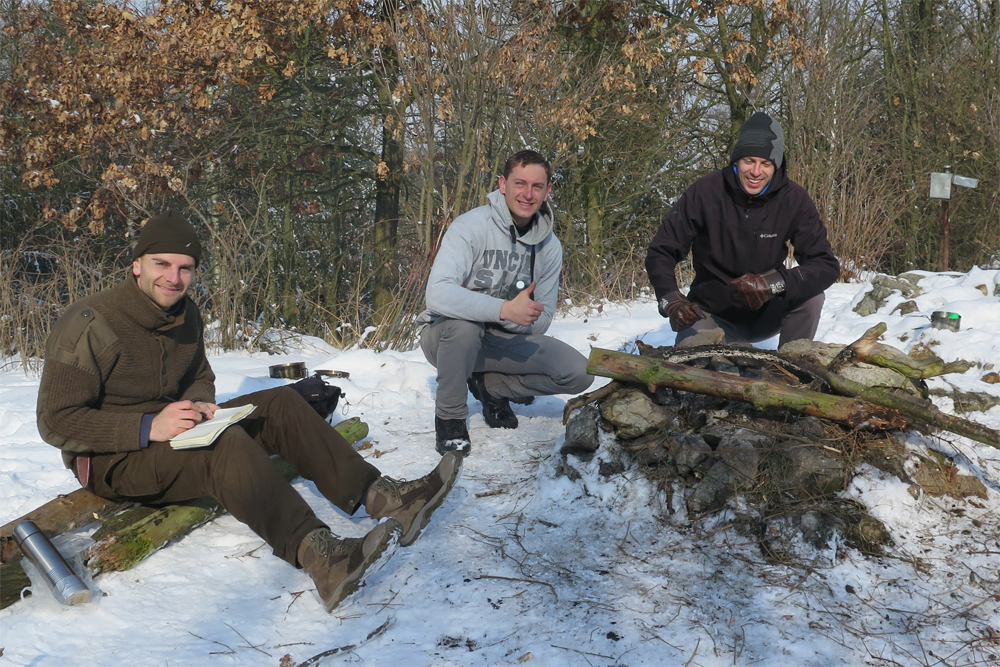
<box><xmin>509</xmin><ymin>224</ymin><xmax>536</xmax><ymax>284</ymax></box>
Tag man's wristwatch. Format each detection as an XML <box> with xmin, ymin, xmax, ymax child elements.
<box><xmin>763</xmin><ymin>270</ymin><xmax>785</xmax><ymax>295</ymax></box>
<box><xmin>730</xmin><ymin>270</ymin><xmax>786</xmax><ymax>310</ymax></box>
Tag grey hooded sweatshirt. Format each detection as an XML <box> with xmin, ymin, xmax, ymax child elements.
<box><xmin>418</xmin><ymin>189</ymin><xmax>562</xmax><ymax>335</ymax></box>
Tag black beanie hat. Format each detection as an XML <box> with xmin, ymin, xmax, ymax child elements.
<box><xmin>132</xmin><ymin>210</ymin><xmax>202</xmax><ymax>265</ymax></box>
<box><xmin>731</xmin><ymin>112</ymin><xmax>784</xmax><ymax>169</ymax></box>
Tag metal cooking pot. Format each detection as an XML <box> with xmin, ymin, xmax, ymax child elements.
<box><xmin>314</xmin><ymin>369</ymin><xmax>351</xmax><ymax>379</ymax></box>
<box><xmin>269</xmin><ymin>362</ymin><xmax>307</xmax><ymax>380</ymax></box>
<box><xmin>930</xmin><ymin>311</ymin><xmax>961</xmax><ymax>332</ymax></box>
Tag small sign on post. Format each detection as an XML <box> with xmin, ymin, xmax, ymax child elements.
<box><xmin>952</xmin><ymin>175</ymin><xmax>979</xmax><ymax>189</ymax></box>
<box><xmin>929</xmin><ymin>172</ymin><xmax>952</xmax><ymax>200</ymax></box>
<box><xmin>929</xmin><ymin>168</ymin><xmax>979</xmax><ymax>271</ymax></box>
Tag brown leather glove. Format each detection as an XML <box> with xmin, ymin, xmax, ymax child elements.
<box><xmin>658</xmin><ymin>291</ymin><xmax>705</xmax><ymax>332</ymax></box>
<box><xmin>730</xmin><ymin>270</ymin><xmax>786</xmax><ymax>310</ymax></box>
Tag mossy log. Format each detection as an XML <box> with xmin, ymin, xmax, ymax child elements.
<box><xmin>0</xmin><ymin>417</ymin><xmax>368</xmax><ymax>609</ymax></box>
<box><xmin>1</xmin><ymin>492</ymin><xmax>131</xmax><ymax>610</ymax></box>
<box><xmin>807</xmin><ymin>361</ymin><xmax>1000</xmax><ymax>448</ymax></box>
<box><xmin>85</xmin><ymin>456</ymin><xmax>299</xmax><ymax>574</ymax></box>
<box><xmin>587</xmin><ymin>348</ymin><xmax>907</xmax><ymax>430</ymax></box>
<box><xmin>0</xmin><ymin>492</ymin><xmax>130</xmax><ymax>566</ymax></box>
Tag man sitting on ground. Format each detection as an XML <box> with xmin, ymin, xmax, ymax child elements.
<box><xmin>37</xmin><ymin>211</ymin><xmax>461</xmax><ymax>612</ymax></box>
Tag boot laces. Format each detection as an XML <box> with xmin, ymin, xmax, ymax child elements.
<box><xmin>376</xmin><ymin>475</ymin><xmax>411</xmax><ymax>500</ymax></box>
<box><xmin>309</xmin><ymin>529</ymin><xmax>356</xmax><ymax>558</ymax></box>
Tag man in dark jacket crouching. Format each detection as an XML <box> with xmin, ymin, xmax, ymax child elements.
<box><xmin>645</xmin><ymin>112</ymin><xmax>840</xmax><ymax>347</ymax></box>
<box><xmin>36</xmin><ymin>211</ymin><xmax>461</xmax><ymax>612</ymax></box>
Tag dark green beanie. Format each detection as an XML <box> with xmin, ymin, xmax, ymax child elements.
<box><xmin>731</xmin><ymin>112</ymin><xmax>784</xmax><ymax>169</ymax></box>
<box><xmin>133</xmin><ymin>211</ymin><xmax>202</xmax><ymax>265</ymax></box>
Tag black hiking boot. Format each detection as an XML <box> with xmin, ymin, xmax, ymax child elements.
<box><xmin>435</xmin><ymin>416</ymin><xmax>471</xmax><ymax>455</ymax></box>
<box><xmin>467</xmin><ymin>372</ymin><xmax>518</xmax><ymax>429</ymax></box>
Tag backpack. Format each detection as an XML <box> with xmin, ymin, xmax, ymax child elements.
<box><xmin>288</xmin><ymin>373</ymin><xmax>342</xmax><ymax>420</ymax></box>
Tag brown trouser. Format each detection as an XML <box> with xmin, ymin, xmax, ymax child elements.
<box><xmin>84</xmin><ymin>387</ymin><xmax>380</xmax><ymax>565</ymax></box>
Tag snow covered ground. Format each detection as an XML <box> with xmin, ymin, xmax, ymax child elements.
<box><xmin>2</xmin><ymin>270</ymin><xmax>999</xmax><ymax>667</ymax></box>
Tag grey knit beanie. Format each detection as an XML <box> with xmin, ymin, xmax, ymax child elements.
<box><xmin>133</xmin><ymin>210</ymin><xmax>202</xmax><ymax>265</ymax></box>
<box><xmin>731</xmin><ymin>112</ymin><xmax>784</xmax><ymax>169</ymax></box>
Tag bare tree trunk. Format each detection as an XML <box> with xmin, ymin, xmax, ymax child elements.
<box><xmin>371</xmin><ymin>112</ymin><xmax>403</xmax><ymax>337</ymax></box>
<box><xmin>371</xmin><ymin>0</ymin><xmax>403</xmax><ymax>323</ymax></box>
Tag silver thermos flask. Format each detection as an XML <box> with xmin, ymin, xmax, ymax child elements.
<box><xmin>12</xmin><ymin>520</ymin><xmax>91</xmax><ymax>605</ymax></box>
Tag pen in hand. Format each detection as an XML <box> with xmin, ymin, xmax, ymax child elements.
<box><xmin>151</xmin><ymin>398</ymin><xmax>220</xmax><ymax>441</ymax></box>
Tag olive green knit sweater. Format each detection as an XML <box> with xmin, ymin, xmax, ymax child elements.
<box><xmin>37</xmin><ymin>276</ymin><xmax>215</xmax><ymax>468</ymax></box>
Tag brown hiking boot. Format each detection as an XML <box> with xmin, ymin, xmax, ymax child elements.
<box><xmin>297</xmin><ymin>520</ymin><xmax>401</xmax><ymax>612</ymax></box>
<box><xmin>365</xmin><ymin>451</ymin><xmax>462</xmax><ymax>547</ymax></box>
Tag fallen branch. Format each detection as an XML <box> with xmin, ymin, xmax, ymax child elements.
<box><xmin>806</xmin><ymin>362</ymin><xmax>1000</xmax><ymax>448</ymax></box>
<box><xmin>551</xmin><ymin>644</ymin><xmax>615</xmax><ymax>660</ymax></box>
<box><xmin>588</xmin><ymin>347</ymin><xmax>1000</xmax><ymax>449</ymax></box>
<box><xmin>562</xmin><ymin>381</ymin><xmax>621</xmax><ymax>424</ymax></box>
<box><xmin>297</xmin><ymin>617</ymin><xmax>393</xmax><ymax>667</ymax></box>
<box><xmin>829</xmin><ymin>322</ymin><xmax>970</xmax><ymax>378</ymax></box>
<box><xmin>474</xmin><ymin>574</ymin><xmax>558</xmax><ymax>600</ymax></box>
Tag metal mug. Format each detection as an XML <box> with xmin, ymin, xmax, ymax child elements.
<box><xmin>12</xmin><ymin>520</ymin><xmax>91</xmax><ymax>605</ymax></box>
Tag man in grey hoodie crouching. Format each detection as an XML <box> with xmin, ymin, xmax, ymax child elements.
<box><xmin>417</xmin><ymin>150</ymin><xmax>594</xmax><ymax>454</ymax></box>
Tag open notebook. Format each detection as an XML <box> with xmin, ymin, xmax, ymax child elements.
<box><xmin>169</xmin><ymin>404</ymin><xmax>256</xmax><ymax>449</ymax></box>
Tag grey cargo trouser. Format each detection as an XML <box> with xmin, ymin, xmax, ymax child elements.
<box><xmin>420</xmin><ymin>319</ymin><xmax>594</xmax><ymax>420</ymax></box>
<box><xmin>676</xmin><ymin>293</ymin><xmax>825</xmax><ymax>349</ymax></box>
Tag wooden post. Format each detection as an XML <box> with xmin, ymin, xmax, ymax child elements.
<box><xmin>941</xmin><ymin>198</ymin><xmax>950</xmax><ymax>271</ymax></box>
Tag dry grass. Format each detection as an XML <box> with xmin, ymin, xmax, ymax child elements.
<box><xmin>1</xmin><ymin>236</ymin><xmax>128</xmax><ymax>370</ymax></box>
